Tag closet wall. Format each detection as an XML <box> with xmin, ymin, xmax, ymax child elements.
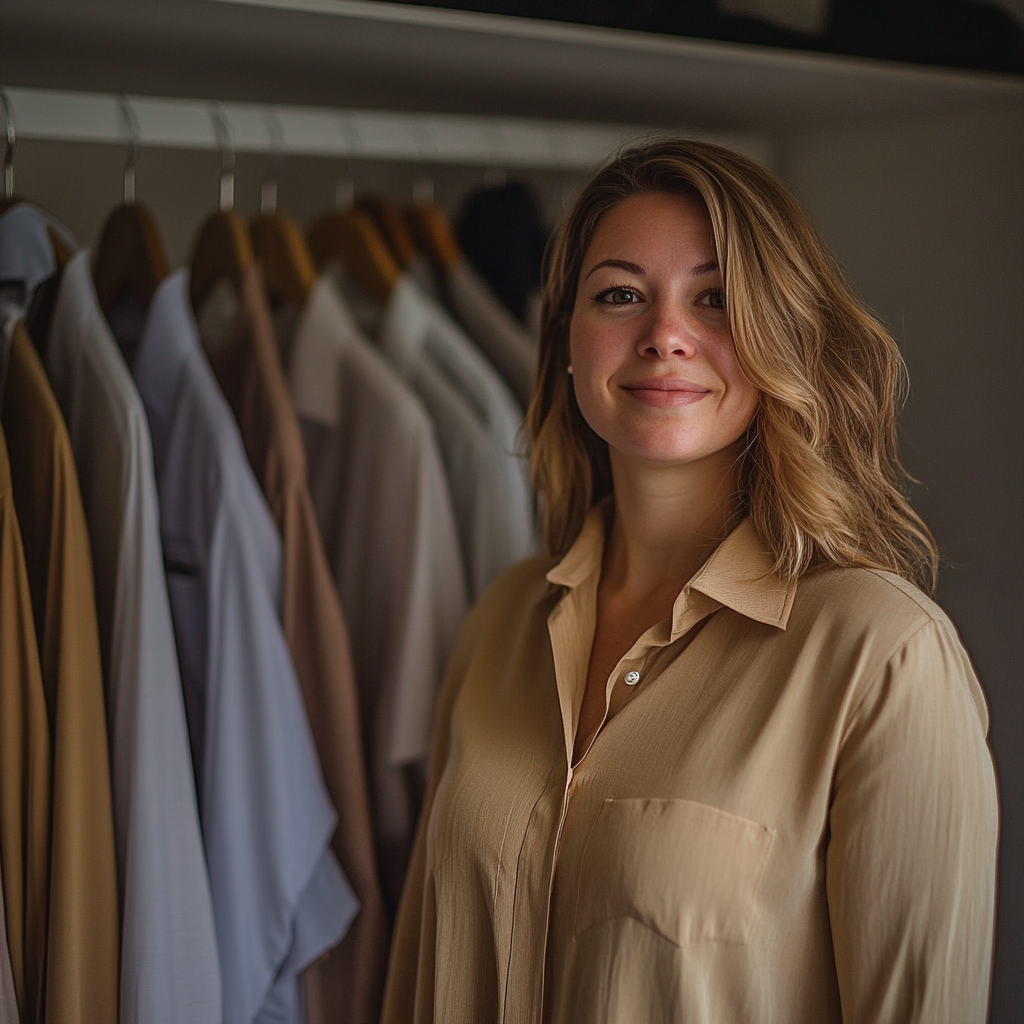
<box><xmin>781</xmin><ymin>105</ymin><xmax>1024</xmax><ymax>1022</ymax></box>
<box><xmin>3</xmin><ymin>2</ymin><xmax>1022</xmax><ymax>1019</ymax></box>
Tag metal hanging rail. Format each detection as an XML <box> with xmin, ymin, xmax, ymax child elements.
<box><xmin>1</xmin><ymin>86</ymin><xmax>771</xmax><ymax>171</ymax></box>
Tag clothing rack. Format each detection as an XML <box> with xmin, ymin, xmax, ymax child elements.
<box><xmin>2</xmin><ymin>86</ymin><xmax>770</xmax><ymax>171</ymax></box>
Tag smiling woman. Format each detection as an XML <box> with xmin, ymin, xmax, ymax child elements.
<box><xmin>381</xmin><ymin>139</ymin><xmax>999</xmax><ymax>1024</ymax></box>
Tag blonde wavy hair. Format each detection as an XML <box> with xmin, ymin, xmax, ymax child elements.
<box><xmin>526</xmin><ymin>138</ymin><xmax>938</xmax><ymax>593</ymax></box>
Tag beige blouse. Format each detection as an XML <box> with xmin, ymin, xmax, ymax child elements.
<box><xmin>382</xmin><ymin>505</ymin><xmax>999</xmax><ymax>1024</ymax></box>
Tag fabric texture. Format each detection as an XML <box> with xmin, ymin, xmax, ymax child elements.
<box><xmin>376</xmin><ymin>274</ymin><xmax>536</xmax><ymax>597</ymax></box>
<box><xmin>2</xmin><ymin>322</ymin><xmax>120</xmax><ymax>1024</ymax></box>
<box><xmin>0</xmin><ymin>848</ymin><xmax>22</xmax><ymax>1024</ymax></box>
<box><xmin>0</xmin><ymin>412</ymin><xmax>49</xmax><ymax>1024</ymax></box>
<box><xmin>383</xmin><ymin>504</ymin><xmax>999</xmax><ymax>1024</ymax></box>
<box><xmin>133</xmin><ymin>270</ymin><xmax>356</xmax><ymax>1024</ymax></box>
<box><xmin>44</xmin><ymin>249</ymin><xmax>221</xmax><ymax>1024</ymax></box>
<box><xmin>288</xmin><ymin>276</ymin><xmax>468</xmax><ymax>919</ymax></box>
<box><xmin>446</xmin><ymin>258</ymin><xmax>536</xmax><ymax>410</ymax></box>
<box><xmin>202</xmin><ymin>263</ymin><xmax>384</xmax><ymax>1024</ymax></box>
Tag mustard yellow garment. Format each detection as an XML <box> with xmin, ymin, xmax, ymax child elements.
<box><xmin>0</xmin><ymin>418</ymin><xmax>50</xmax><ymax>1024</ymax></box>
<box><xmin>383</xmin><ymin>504</ymin><xmax>998</xmax><ymax>1024</ymax></box>
<box><xmin>3</xmin><ymin>324</ymin><xmax>119</xmax><ymax>1022</ymax></box>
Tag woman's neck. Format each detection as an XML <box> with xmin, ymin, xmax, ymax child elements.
<box><xmin>603</xmin><ymin>441</ymin><xmax>745</xmax><ymax>601</ymax></box>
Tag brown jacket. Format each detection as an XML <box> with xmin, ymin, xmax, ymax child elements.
<box><xmin>0</xmin><ymin>406</ymin><xmax>50</xmax><ymax>1024</ymax></box>
<box><xmin>2</xmin><ymin>324</ymin><xmax>119</xmax><ymax>1023</ymax></box>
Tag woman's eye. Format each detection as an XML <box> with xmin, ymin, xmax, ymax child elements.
<box><xmin>698</xmin><ymin>288</ymin><xmax>726</xmax><ymax>310</ymax></box>
<box><xmin>597</xmin><ymin>286</ymin><xmax>639</xmax><ymax>305</ymax></box>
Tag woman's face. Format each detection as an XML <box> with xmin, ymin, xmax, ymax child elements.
<box><xmin>569</xmin><ymin>191</ymin><xmax>759</xmax><ymax>472</ymax></box>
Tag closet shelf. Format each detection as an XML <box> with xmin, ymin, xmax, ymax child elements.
<box><xmin>2</xmin><ymin>86</ymin><xmax>771</xmax><ymax>169</ymax></box>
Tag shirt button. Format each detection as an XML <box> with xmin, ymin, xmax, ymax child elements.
<box><xmin>624</xmin><ymin>670</ymin><xmax>640</xmax><ymax>686</ymax></box>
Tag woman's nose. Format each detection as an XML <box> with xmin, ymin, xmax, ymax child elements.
<box><xmin>637</xmin><ymin>302</ymin><xmax>697</xmax><ymax>359</ymax></box>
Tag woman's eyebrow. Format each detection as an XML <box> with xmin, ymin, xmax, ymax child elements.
<box><xmin>691</xmin><ymin>260</ymin><xmax>718</xmax><ymax>276</ymax></box>
<box><xmin>583</xmin><ymin>258</ymin><xmax>644</xmax><ymax>281</ymax></box>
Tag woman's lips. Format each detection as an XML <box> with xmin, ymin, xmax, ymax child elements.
<box><xmin>621</xmin><ymin>379</ymin><xmax>710</xmax><ymax>407</ymax></box>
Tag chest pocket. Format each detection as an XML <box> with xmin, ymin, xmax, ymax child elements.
<box><xmin>574</xmin><ymin>798</ymin><xmax>774</xmax><ymax>946</ymax></box>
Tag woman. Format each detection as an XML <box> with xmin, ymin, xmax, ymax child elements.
<box><xmin>381</xmin><ymin>140</ymin><xmax>998</xmax><ymax>1023</ymax></box>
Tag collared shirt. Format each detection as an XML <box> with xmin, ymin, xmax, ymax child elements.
<box><xmin>288</xmin><ymin>276</ymin><xmax>468</xmax><ymax>922</ymax></box>
<box><xmin>134</xmin><ymin>270</ymin><xmax>356</xmax><ymax>1024</ymax></box>
<box><xmin>0</xmin><ymin>411</ymin><xmax>49</xmax><ymax>1024</ymax></box>
<box><xmin>44</xmin><ymin>249</ymin><xmax>221</xmax><ymax>1024</ymax></box>
<box><xmin>383</xmin><ymin>505</ymin><xmax>999</xmax><ymax>1024</ymax></box>
<box><xmin>2</xmin><ymin>321</ymin><xmax>120</xmax><ymax>1024</ymax></box>
<box><xmin>200</xmin><ymin>264</ymin><xmax>385</xmax><ymax>1024</ymax></box>
<box><xmin>446</xmin><ymin>258</ymin><xmax>537</xmax><ymax>410</ymax></box>
<box><xmin>377</xmin><ymin>274</ymin><xmax>536</xmax><ymax>597</ymax></box>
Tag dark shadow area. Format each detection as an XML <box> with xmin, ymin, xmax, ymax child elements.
<box><xmin>381</xmin><ymin>0</ymin><xmax>1024</xmax><ymax>74</ymax></box>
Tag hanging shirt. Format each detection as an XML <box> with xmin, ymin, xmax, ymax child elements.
<box><xmin>288</xmin><ymin>275</ymin><xmax>468</xmax><ymax>919</ymax></box>
<box><xmin>41</xmin><ymin>248</ymin><xmax>223</xmax><ymax>1024</ymax></box>
<box><xmin>0</xmin><ymin>411</ymin><xmax>49</xmax><ymax>1024</ymax></box>
<box><xmin>133</xmin><ymin>270</ymin><xmax>357</xmax><ymax>1024</ymax></box>
<box><xmin>377</xmin><ymin>274</ymin><xmax>536</xmax><ymax>596</ymax></box>
<box><xmin>197</xmin><ymin>262</ymin><xmax>379</xmax><ymax>1024</ymax></box>
<box><xmin>0</xmin><ymin>204</ymin><xmax>77</xmax><ymax>318</ymax></box>
<box><xmin>2</xmin><ymin>322</ymin><xmax>119</xmax><ymax>1024</ymax></box>
<box><xmin>445</xmin><ymin>258</ymin><xmax>537</xmax><ymax>410</ymax></box>
<box><xmin>383</xmin><ymin>505</ymin><xmax>999</xmax><ymax>1024</ymax></box>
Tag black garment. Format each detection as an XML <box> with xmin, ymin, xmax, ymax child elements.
<box><xmin>455</xmin><ymin>180</ymin><xmax>548</xmax><ymax>327</ymax></box>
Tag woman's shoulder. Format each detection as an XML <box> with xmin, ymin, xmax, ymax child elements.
<box><xmin>794</xmin><ymin>564</ymin><xmax>953</xmax><ymax>637</ymax></box>
<box><xmin>789</xmin><ymin>565</ymin><xmax>979</xmax><ymax>696</ymax></box>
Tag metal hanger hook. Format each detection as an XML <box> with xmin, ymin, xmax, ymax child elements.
<box><xmin>261</xmin><ymin>108</ymin><xmax>284</xmax><ymax>215</ymax></box>
<box><xmin>118</xmin><ymin>94</ymin><xmax>141</xmax><ymax>204</ymax></box>
<box><xmin>1</xmin><ymin>87</ymin><xmax>16</xmax><ymax>200</ymax></box>
<box><xmin>210</xmin><ymin>103</ymin><xmax>235</xmax><ymax>212</ymax></box>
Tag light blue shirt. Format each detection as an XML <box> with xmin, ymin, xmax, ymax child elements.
<box><xmin>0</xmin><ymin>206</ymin><xmax>222</xmax><ymax>1024</ymax></box>
<box><xmin>133</xmin><ymin>270</ymin><xmax>357</xmax><ymax>1024</ymax></box>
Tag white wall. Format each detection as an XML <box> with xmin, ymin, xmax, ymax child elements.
<box><xmin>780</xmin><ymin>103</ymin><xmax>1024</xmax><ymax>1022</ymax></box>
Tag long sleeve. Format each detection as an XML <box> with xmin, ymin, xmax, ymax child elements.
<box><xmin>826</xmin><ymin>617</ymin><xmax>998</xmax><ymax>1023</ymax></box>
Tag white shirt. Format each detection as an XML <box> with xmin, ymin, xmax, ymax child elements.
<box><xmin>289</xmin><ymin>276</ymin><xmax>467</xmax><ymax>907</ymax></box>
<box><xmin>42</xmin><ymin>247</ymin><xmax>222</xmax><ymax>1024</ymax></box>
<box><xmin>377</xmin><ymin>275</ymin><xmax>537</xmax><ymax>597</ymax></box>
<box><xmin>446</xmin><ymin>258</ymin><xmax>537</xmax><ymax>410</ymax></box>
<box><xmin>133</xmin><ymin>271</ymin><xmax>356</xmax><ymax>1024</ymax></box>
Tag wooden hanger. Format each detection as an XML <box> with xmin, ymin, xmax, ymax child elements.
<box><xmin>405</xmin><ymin>203</ymin><xmax>463</xmax><ymax>280</ymax></box>
<box><xmin>93</xmin><ymin>202</ymin><xmax>169</xmax><ymax>315</ymax></box>
<box><xmin>307</xmin><ymin>208</ymin><xmax>400</xmax><ymax>304</ymax></box>
<box><xmin>250</xmin><ymin>212</ymin><xmax>316</xmax><ymax>307</ymax></box>
<box><xmin>189</xmin><ymin>209</ymin><xmax>253</xmax><ymax>317</ymax></box>
<box><xmin>355</xmin><ymin>196</ymin><xmax>418</xmax><ymax>270</ymax></box>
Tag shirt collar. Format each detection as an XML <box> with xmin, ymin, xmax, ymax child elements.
<box><xmin>289</xmin><ymin>274</ymin><xmax>359</xmax><ymax>427</ymax></box>
<box><xmin>546</xmin><ymin>502</ymin><xmax>797</xmax><ymax>631</ymax></box>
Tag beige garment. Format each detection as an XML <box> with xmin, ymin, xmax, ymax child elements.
<box><xmin>0</xmin><ymin>411</ymin><xmax>49</xmax><ymax>1024</ymax></box>
<box><xmin>446</xmin><ymin>258</ymin><xmax>537</xmax><ymax>410</ymax></box>
<box><xmin>3</xmin><ymin>325</ymin><xmax>119</xmax><ymax>1023</ymax></box>
<box><xmin>287</xmin><ymin>278</ymin><xmax>468</xmax><ymax>919</ymax></box>
<box><xmin>383</xmin><ymin>504</ymin><xmax>999</xmax><ymax>1024</ymax></box>
<box><xmin>203</xmin><ymin>266</ymin><xmax>387</xmax><ymax>1024</ymax></box>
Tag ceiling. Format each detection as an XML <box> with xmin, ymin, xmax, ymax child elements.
<box><xmin>2</xmin><ymin>0</ymin><xmax>1021</xmax><ymax>130</ymax></box>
